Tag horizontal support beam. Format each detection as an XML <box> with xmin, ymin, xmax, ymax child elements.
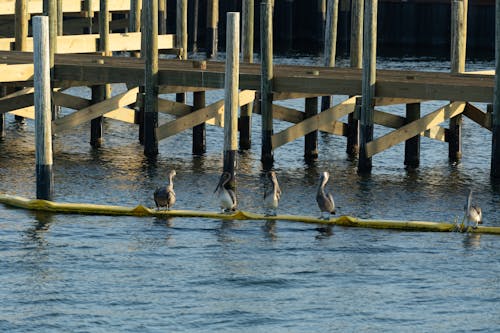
<box><xmin>0</xmin><ymin>33</ymin><xmax>175</xmax><ymax>53</ymax></box>
<box><xmin>366</xmin><ymin>102</ymin><xmax>466</xmax><ymax>158</ymax></box>
<box><xmin>0</xmin><ymin>0</ymin><xmax>133</xmax><ymax>15</ymax></box>
<box><xmin>0</xmin><ymin>64</ymin><xmax>34</xmax><ymax>82</ymax></box>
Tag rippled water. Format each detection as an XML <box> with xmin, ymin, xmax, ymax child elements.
<box><xmin>1</xmin><ymin>56</ymin><xmax>499</xmax><ymax>332</ymax></box>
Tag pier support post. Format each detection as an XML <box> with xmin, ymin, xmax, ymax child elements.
<box><xmin>144</xmin><ymin>0</ymin><xmax>159</xmax><ymax>156</ymax></box>
<box><xmin>347</xmin><ymin>0</ymin><xmax>363</xmax><ymax>157</ymax></box>
<box><xmin>207</xmin><ymin>0</ymin><xmax>219</xmax><ymax>58</ymax></box>
<box><xmin>261</xmin><ymin>1</ymin><xmax>274</xmax><ymax>170</ymax></box>
<box><xmin>305</xmin><ymin>97</ymin><xmax>319</xmax><ymax>162</ymax></box>
<box><xmin>176</xmin><ymin>0</ymin><xmax>188</xmax><ymax>104</ymax></box>
<box><xmin>0</xmin><ymin>88</ymin><xmax>5</xmax><ymax>138</ymax></box>
<box><xmin>358</xmin><ymin>0</ymin><xmax>377</xmax><ymax>174</ymax></box>
<box><xmin>159</xmin><ymin>0</ymin><xmax>167</xmax><ymax>34</ymax></box>
<box><xmin>321</xmin><ymin>0</ymin><xmax>339</xmax><ymax>111</ymax></box>
<box><xmin>34</xmin><ymin>16</ymin><xmax>54</xmax><ymax>200</ymax></box>
<box><xmin>449</xmin><ymin>0</ymin><xmax>467</xmax><ymax>163</ymax></box>
<box><xmin>192</xmin><ymin>0</ymin><xmax>199</xmax><ymax>52</ymax></box>
<box><xmin>240</xmin><ymin>0</ymin><xmax>254</xmax><ymax>150</ymax></box>
<box><xmin>404</xmin><ymin>103</ymin><xmax>421</xmax><ymax>168</ymax></box>
<box><xmin>90</xmin><ymin>0</ymin><xmax>111</xmax><ymax>148</ymax></box>
<box><xmin>224</xmin><ymin>12</ymin><xmax>240</xmax><ymax>188</ymax></box>
<box><xmin>314</xmin><ymin>0</ymin><xmax>327</xmax><ymax>53</ymax></box>
<box><xmin>192</xmin><ymin>90</ymin><xmax>206</xmax><ymax>155</ymax></box>
<box><xmin>15</xmin><ymin>0</ymin><xmax>28</xmax><ymax>123</ymax></box>
<box><xmin>491</xmin><ymin>1</ymin><xmax>500</xmax><ymax>178</ymax></box>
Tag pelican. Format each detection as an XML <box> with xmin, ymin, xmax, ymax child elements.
<box><xmin>316</xmin><ymin>171</ymin><xmax>336</xmax><ymax>220</ymax></box>
<box><xmin>154</xmin><ymin>170</ymin><xmax>176</xmax><ymax>210</ymax></box>
<box><xmin>214</xmin><ymin>171</ymin><xmax>237</xmax><ymax>212</ymax></box>
<box><xmin>264</xmin><ymin>171</ymin><xmax>281</xmax><ymax>216</ymax></box>
<box><xmin>464</xmin><ymin>189</ymin><xmax>482</xmax><ymax>229</ymax></box>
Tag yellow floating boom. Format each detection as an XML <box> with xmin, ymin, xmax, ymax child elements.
<box><xmin>1</xmin><ymin>193</ymin><xmax>499</xmax><ymax>235</ymax></box>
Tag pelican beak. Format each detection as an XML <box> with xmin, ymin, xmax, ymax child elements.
<box><xmin>214</xmin><ymin>174</ymin><xmax>224</xmax><ymax>193</ymax></box>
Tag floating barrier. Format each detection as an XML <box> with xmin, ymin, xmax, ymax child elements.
<box><xmin>1</xmin><ymin>193</ymin><xmax>499</xmax><ymax>235</ymax></box>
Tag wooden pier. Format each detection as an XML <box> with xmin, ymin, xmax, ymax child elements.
<box><xmin>0</xmin><ymin>0</ymin><xmax>498</xmax><ymax>188</ymax></box>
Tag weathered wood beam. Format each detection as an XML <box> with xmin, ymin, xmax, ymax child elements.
<box><xmin>271</xmin><ymin>96</ymin><xmax>356</xmax><ymax>149</ymax></box>
<box><xmin>374</xmin><ymin>97</ymin><xmax>425</xmax><ymax>106</ymax></box>
<box><xmin>0</xmin><ymin>0</ymin><xmax>132</xmax><ymax>15</ymax></box>
<box><xmin>463</xmin><ymin>102</ymin><xmax>492</xmax><ymax>130</ymax></box>
<box><xmin>52</xmin><ymin>87</ymin><xmax>138</xmax><ymax>133</ymax></box>
<box><xmin>0</xmin><ymin>63</ymin><xmax>34</xmax><ymax>82</ymax></box>
<box><xmin>366</xmin><ymin>102</ymin><xmax>466</xmax><ymax>158</ymax></box>
<box><xmin>0</xmin><ymin>33</ymin><xmax>175</xmax><ymax>53</ymax></box>
<box><xmin>156</xmin><ymin>90</ymin><xmax>255</xmax><ymax>140</ymax></box>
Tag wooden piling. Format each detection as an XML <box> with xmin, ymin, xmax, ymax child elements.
<box><xmin>14</xmin><ymin>0</ymin><xmax>28</xmax><ymax>123</ymax></box>
<box><xmin>176</xmin><ymin>0</ymin><xmax>188</xmax><ymax>60</ymax></box>
<box><xmin>223</xmin><ymin>12</ymin><xmax>240</xmax><ymax>185</ymax></box>
<box><xmin>358</xmin><ymin>0</ymin><xmax>377</xmax><ymax>174</ymax></box>
<box><xmin>33</xmin><ymin>16</ymin><xmax>54</xmax><ymax>200</ymax></box>
<box><xmin>43</xmin><ymin>0</ymin><xmax>57</xmax><ymax>73</ymax></box>
<box><xmin>159</xmin><ymin>0</ymin><xmax>167</xmax><ymax>35</ymax></box>
<box><xmin>144</xmin><ymin>0</ymin><xmax>159</xmax><ymax>156</ymax></box>
<box><xmin>192</xmin><ymin>90</ymin><xmax>206</xmax><ymax>155</ymax></box>
<box><xmin>176</xmin><ymin>0</ymin><xmax>187</xmax><ymax>105</ymax></box>
<box><xmin>57</xmin><ymin>0</ymin><xmax>62</xmax><ymax>35</ymax></box>
<box><xmin>314</xmin><ymin>0</ymin><xmax>327</xmax><ymax>52</ymax></box>
<box><xmin>0</xmin><ymin>87</ymin><xmax>5</xmax><ymax>138</ymax></box>
<box><xmin>261</xmin><ymin>1</ymin><xmax>274</xmax><ymax>169</ymax></box>
<box><xmin>240</xmin><ymin>0</ymin><xmax>254</xmax><ymax>150</ymax></box>
<box><xmin>491</xmin><ymin>0</ymin><xmax>500</xmax><ymax>178</ymax></box>
<box><xmin>304</xmin><ymin>97</ymin><xmax>319</xmax><ymax>162</ymax></box>
<box><xmin>207</xmin><ymin>0</ymin><xmax>219</xmax><ymax>58</ymax></box>
<box><xmin>15</xmin><ymin>0</ymin><xmax>28</xmax><ymax>52</ymax></box>
<box><xmin>449</xmin><ymin>0</ymin><xmax>467</xmax><ymax>163</ymax></box>
<box><xmin>90</xmin><ymin>0</ymin><xmax>111</xmax><ymax>148</ymax></box>
<box><xmin>404</xmin><ymin>103</ymin><xmax>421</xmax><ymax>168</ymax></box>
<box><xmin>321</xmin><ymin>0</ymin><xmax>339</xmax><ymax>111</ymax></box>
<box><xmin>83</xmin><ymin>0</ymin><xmax>94</xmax><ymax>34</ymax></box>
<box><xmin>347</xmin><ymin>0</ymin><xmax>363</xmax><ymax>156</ymax></box>
<box><xmin>192</xmin><ymin>0</ymin><xmax>199</xmax><ymax>52</ymax></box>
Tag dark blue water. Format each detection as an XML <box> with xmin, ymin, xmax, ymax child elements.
<box><xmin>1</xmin><ymin>56</ymin><xmax>500</xmax><ymax>332</ymax></box>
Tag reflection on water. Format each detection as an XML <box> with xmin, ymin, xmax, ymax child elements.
<box><xmin>0</xmin><ymin>57</ymin><xmax>499</xmax><ymax>332</ymax></box>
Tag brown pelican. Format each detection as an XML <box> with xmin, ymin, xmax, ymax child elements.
<box><xmin>316</xmin><ymin>171</ymin><xmax>336</xmax><ymax>220</ymax></box>
<box><xmin>154</xmin><ymin>170</ymin><xmax>176</xmax><ymax>210</ymax></box>
<box><xmin>464</xmin><ymin>189</ymin><xmax>482</xmax><ymax>229</ymax></box>
<box><xmin>264</xmin><ymin>171</ymin><xmax>281</xmax><ymax>216</ymax></box>
<box><xmin>214</xmin><ymin>171</ymin><xmax>237</xmax><ymax>212</ymax></box>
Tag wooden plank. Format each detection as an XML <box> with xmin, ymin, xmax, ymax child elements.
<box><xmin>9</xmin><ymin>106</ymin><xmax>34</xmax><ymax>119</ymax></box>
<box><xmin>463</xmin><ymin>102</ymin><xmax>491</xmax><ymax>130</ymax></box>
<box><xmin>366</xmin><ymin>102</ymin><xmax>466</xmax><ymax>158</ymax></box>
<box><xmin>374</xmin><ymin>109</ymin><xmax>446</xmax><ymax>142</ymax></box>
<box><xmin>104</xmin><ymin>107</ymin><xmax>136</xmax><ymax>123</ymax></box>
<box><xmin>273</xmin><ymin>92</ymin><xmax>323</xmax><ymax>101</ymax></box>
<box><xmin>0</xmin><ymin>0</ymin><xmax>132</xmax><ymax>15</ymax></box>
<box><xmin>0</xmin><ymin>92</ymin><xmax>33</xmax><ymax>113</ymax></box>
<box><xmin>158</xmin><ymin>86</ymin><xmax>215</xmax><ymax>94</ymax></box>
<box><xmin>53</xmin><ymin>87</ymin><xmax>139</xmax><ymax>133</ymax></box>
<box><xmin>271</xmin><ymin>96</ymin><xmax>356</xmax><ymax>149</ymax></box>
<box><xmin>270</xmin><ymin>104</ymin><xmax>305</xmax><ymax>123</ymax></box>
<box><xmin>156</xmin><ymin>90</ymin><xmax>254</xmax><ymax>140</ymax></box>
<box><xmin>375</xmin><ymin>97</ymin><xmax>425</xmax><ymax>106</ymax></box>
<box><xmin>158</xmin><ymin>97</ymin><xmax>192</xmax><ymax>116</ymax></box>
<box><xmin>52</xmin><ymin>91</ymin><xmax>91</xmax><ymax>110</ymax></box>
<box><xmin>0</xmin><ymin>63</ymin><xmax>34</xmax><ymax>82</ymax></box>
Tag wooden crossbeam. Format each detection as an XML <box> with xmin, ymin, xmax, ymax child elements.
<box><xmin>158</xmin><ymin>86</ymin><xmax>215</xmax><ymax>94</ymax></box>
<box><xmin>374</xmin><ymin>97</ymin><xmax>425</xmax><ymax>106</ymax></box>
<box><xmin>366</xmin><ymin>102</ymin><xmax>466</xmax><ymax>158</ymax></box>
<box><xmin>374</xmin><ymin>109</ymin><xmax>446</xmax><ymax>142</ymax></box>
<box><xmin>156</xmin><ymin>90</ymin><xmax>255</xmax><ymax>140</ymax></box>
<box><xmin>158</xmin><ymin>98</ymin><xmax>193</xmax><ymax>116</ymax></box>
<box><xmin>53</xmin><ymin>87</ymin><xmax>139</xmax><ymax>133</ymax></box>
<box><xmin>271</xmin><ymin>96</ymin><xmax>357</xmax><ymax>149</ymax></box>
<box><xmin>9</xmin><ymin>106</ymin><xmax>34</xmax><ymax>119</ymax></box>
<box><xmin>0</xmin><ymin>63</ymin><xmax>34</xmax><ymax>82</ymax></box>
<box><xmin>0</xmin><ymin>91</ymin><xmax>33</xmax><ymax>113</ymax></box>
<box><xmin>0</xmin><ymin>33</ymin><xmax>175</xmax><ymax>53</ymax></box>
<box><xmin>0</xmin><ymin>0</ymin><xmax>132</xmax><ymax>15</ymax></box>
<box><xmin>463</xmin><ymin>102</ymin><xmax>491</xmax><ymax>130</ymax></box>
<box><xmin>273</xmin><ymin>92</ymin><xmax>323</xmax><ymax>101</ymax></box>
